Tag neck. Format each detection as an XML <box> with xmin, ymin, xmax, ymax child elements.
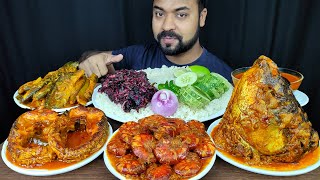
<box><xmin>165</xmin><ymin>40</ymin><xmax>203</xmax><ymax>65</ymax></box>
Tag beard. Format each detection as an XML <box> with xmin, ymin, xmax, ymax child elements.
<box><xmin>157</xmin><ymin>26</ymin><xmax>200</xmax><ymax>56</ymax></box>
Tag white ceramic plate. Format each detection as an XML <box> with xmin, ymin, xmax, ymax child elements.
<box><xmin>92</xmin><ymin>84</ymin><xmax>232</xmax><ymax>123</ymax></box>
<box><xmin>13</xmin><ymin>90</ymin><xmax>93</xmax><ymax>113</ymax></box>
<box><xmin>1</xmin><ymin>122</ymin><xmax>113</xmax><ymax>176</ymax></box>
<box><xmin>103</xmin><ymin>129</ymin><xmax>217</xmax><ymax>180</ymax></box>
<box><xmin>293</xmin><ymin>90</ymin><xmax>309</xmax><ymax>107</ymax></box>
<box><xmin>208</xmin><ymin>119</ymin><xmax>320</xmax><ymax>176</ymax></box>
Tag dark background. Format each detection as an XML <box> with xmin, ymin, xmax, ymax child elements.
<box><xmin>1</xmin><ymin>0</ymin><xmax>319</xmax><ymax>142</ymax></box>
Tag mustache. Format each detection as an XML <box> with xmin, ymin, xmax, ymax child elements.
<box><xmin>157</xmin><ymin>31</ymin><xmax>182</xmax><ymax>41</ymax></box>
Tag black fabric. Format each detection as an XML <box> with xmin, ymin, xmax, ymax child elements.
<box><xmin>1</xmin><ymin>0</ymin><xmax>319</xmax><ymax>142</ymax></box>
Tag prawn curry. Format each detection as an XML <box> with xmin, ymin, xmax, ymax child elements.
<box><xmin>106</xmin><ymin>115</ymin><xmax>215</xmax><ymax>179</ymax></box>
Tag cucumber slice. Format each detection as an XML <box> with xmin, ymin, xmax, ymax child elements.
<box><xmin>193</xmin><ymin>74</ymin><xmax>229</xmax><ymax>100</ymax></box>
<box><xmin>193</xmin><ymin>82</ymin><xmax>219</xmax><ymax>100</ymax></box>
<box><xmin>175</xmin><ymin>72</ymin><xmax>197</xmax><ymax>87</ymax></box>
<box><xmin>173</xmin><ymin>68</ymin><xmax>189</xmax><ymax>77</ymax></box>
<box><xmin>179</xmin><ymin>85</ymin><xmax>210</xmax><ymax>109</ymax></box>
<box><xmin>211</xmin><ymin>72</ymin><xmax>230</xmax><ymax>91</ymax></box>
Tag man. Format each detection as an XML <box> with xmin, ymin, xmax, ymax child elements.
<box><xmin>79</xmin><ymin>0</ymin><xmax>232</xmax><ymax>81</ymax></box>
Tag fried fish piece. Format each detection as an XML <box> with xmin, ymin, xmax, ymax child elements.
<box><xmin>7</xmin><ymin>109</ymin><xmax>58</xmax><ymax>166</ymax></box>
<box><xmin>18</xmin><ymin>77</ymin><xmax>42</xmax><ymax>94</ymax></box>
<box><xmin>45</xmin><ymin>70</ymin><xmax>85</xmax><ymax>108</ymax></box>
<box><xmin>19</xmin><ymin>77</ymin><xmax>44</xmax><ymax>102</ymax></box>
<box><xmin>33</xmin><ymin>81</ymin><xmax>54</xmax><ymax>100</ymax></box>
<box><xmin>48</xmin><ymin>106</ymin><xmax>109</xmax><ymax>163</ymax></box>
<box><xmin>83</xmin><ymin>73</ymin><xmax>98</xmax><ymax>100</ymax></box>
<box><xmin>57</xmin><ymin>61</ymin><xmax>79</xmax><ymax>73</ymax></box>
<box><xmin>213</xmin><ymin>55</ymin><xmax>319</xmax><ymax>165</ymax></box>
<box><xmin>18</xmin><ymin>62</ymin><xmax>78</xmax><ymax>102</ymax></box>
<box><xmin>69</xmin><ymin>77</ymin><xmax>86</xmax><ymax>105</ymax></box>
<box><xmin>76</xmin><ymin>73</ymin><xmax>98</xmax><ymax>105</ymax></box>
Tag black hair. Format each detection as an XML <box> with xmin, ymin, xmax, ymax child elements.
<box><xmin>198</xmin><ymin>0</ymin><xmax>207</xmax><ymax>12</ymax></box>
<box><xmin>152</xmin><ymin>0</ymin><xmax>207</xmax><ymax>13</ymax></box>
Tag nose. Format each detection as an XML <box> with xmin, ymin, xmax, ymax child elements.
<box><xmin>162</xmin><ymin>15</ymin><xmax>175</xmax><ymax>31</ymax></box>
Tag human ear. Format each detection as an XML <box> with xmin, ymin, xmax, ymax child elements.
<box><xmin>199</xmin><ymin>8</ymin><xmax>207</xmax><ymax>27</ymax></box>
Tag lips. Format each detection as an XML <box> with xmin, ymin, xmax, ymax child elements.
<box><xmin>161</xmin><ymin>36</ymin><xmax>177</xmax><ymax>44</ymax></box>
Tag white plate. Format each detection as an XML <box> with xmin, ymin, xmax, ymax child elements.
<box><xmin>13</xmin><ymin>90</ymin><xmax>93</xmax><ymax>113</ymax></box>
<box><xmin>103</xmin><ymin>129</ymin><xmax>217</xmax><ymax>180</ymax></box>
<box><xmin>92</xmin><ymin>84</ymin><xmax>233</xmax><ymax>123</ymax></box>
<box><xmin>208</xmin><ymin>119</ymin><xmax>320</xmax><ymax>176</ymax></box>
<box><xmin>1</xmin><ymin>122</ymin><xmax>113</xmax><ymax>176</ymax></box>
<box><xmin>293</xmin><ymin>90</ymin><xmax>309</xmax><ymax>106</ymax></box>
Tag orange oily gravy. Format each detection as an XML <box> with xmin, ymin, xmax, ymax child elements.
<box><xmin>6</xmin><ymin>130</ymin><xmax>93</xmax><ymax>169</ymax></box>
<box><xmin>211</xmin><ymin>124</ymin><xmax>319</xmax><ymax>171</ymax></box>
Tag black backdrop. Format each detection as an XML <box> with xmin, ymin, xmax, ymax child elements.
<box><xmin>1</xmin><ymin>0</ymin><xmax>319</xmax><ymax>142</ymax></box>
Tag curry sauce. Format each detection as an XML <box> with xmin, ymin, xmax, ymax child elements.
<box><xmin>6</xmin><ymin>130</ymin><xmax>91</xmax><ymax>170</ymax></box>
<box><xmin>211</xmin><ymin>125</ymin><xmax>319</xmax><ymax>171</ymax></box>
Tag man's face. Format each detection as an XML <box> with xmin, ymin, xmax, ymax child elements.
<box><xmin>152</xmin><ymin>0</ymin><xmax>207</xmax><ymax>55</ymax></box>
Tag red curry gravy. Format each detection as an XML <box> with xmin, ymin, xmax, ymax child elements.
<box><xmin>211</xmin><ymin>125</ymin><xmax>319</xmax><ymax>171</ymax></box>
<box><xmin>234</xmin><ymin>72</ymin><xmax>301</xmax><ymax>90</ymax></box>
<box><xmin>6</xmin><ymin>130</ymin><xmax>91</xmax><ymax>169</ymax></box>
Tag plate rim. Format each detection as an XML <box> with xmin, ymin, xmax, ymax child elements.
<box><xmin>1</xmin><ymin>122</ymin><xmax>113</xmax><ymax>176</ymax></box>
<box><xmin>92</xmin><ymin>84</ymin><xmax>230</xmax><ymax>123</ymax></box>
<box><xmin>13</xmin><ymin>90</ymin><xmax>92</xmax><ymax>113</ymax></box>
<box><xmin>207</xmin><ymin>118</ymin><xmax>320</xmax><ymax>176</ymax></box>
<box><xmin>293</xmin><ymin>90</ymin><xmax>309</xmax><ymax>107</ymax></box>
<box><xmin>103</xmin><ymin>129</ymin><xmax>217</xmax><ymax>180</ymax></box>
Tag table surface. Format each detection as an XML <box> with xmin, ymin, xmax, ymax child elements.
<box><xmin>1</xmin><ymin>118</ymin><xmax>319</xmax><ymax>180</ymax></box>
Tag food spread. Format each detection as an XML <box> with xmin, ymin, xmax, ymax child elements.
<box><xmin>4</xmin><ymin>61</ymin><xmax>319</xmax><ymax>177</ymax></box>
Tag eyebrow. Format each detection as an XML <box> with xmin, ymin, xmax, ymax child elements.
<box><xmin>153</xmin><ymin>6</ymin><xmax>190</xmax><ymax>12</ymax></box>
<box><xmin>175</xmin><ymin>6</ymin><xmax>190</xmax><ymax>11</ymax></box>
<box><xmin>153</xmin><ymin>5</ymin><xmax>164</xmax><ymax>11</ymax></box>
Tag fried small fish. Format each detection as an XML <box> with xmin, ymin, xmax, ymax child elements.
<box><xmin>45</xmin><ymin>70</ymin><xmax>85</xmax><ymax>108</ymax></box>
<box><xmin>69</xmin><ymin>77</ymin><xmax>86</xmax><ymax>105</ymax></box>
<box><xmin>76</xmin><ymin>73</ymin><xmax>98</xmax><ymax>105</ymax></box>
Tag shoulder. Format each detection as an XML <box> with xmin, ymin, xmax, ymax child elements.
<box><xmin>194</xmin><ymin>48</ymin><xmax>226</xmax><ymax>68</ymax></box>
<box><xmin>202</xmin><ymin>48</ymin><xmax>223</xmax><ymax>63</ymax></box>
<box><xmin>200</xmin><ymin>48</ymin><xmax>233</xmax><ymax>82</ymax></box>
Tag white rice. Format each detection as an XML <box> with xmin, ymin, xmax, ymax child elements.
<box><xmin>94</xmin><ymin>65</ymin><xmax>233</xmax><ymax>122</ymax></box>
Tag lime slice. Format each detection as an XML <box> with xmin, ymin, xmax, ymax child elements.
<box><xmin>189</xmin><ymin>65</ymin><xmax>211</xmax><ymax>77</ymax></box>
<box><xmin>173</xmin><ymin>68</ymin><xmax>189</xmax><ymax>77</ymax></box>
<box><xmin>175</xmin><ymin>72</ymin><xmax>197</xmax><ymax>87</ymax></box>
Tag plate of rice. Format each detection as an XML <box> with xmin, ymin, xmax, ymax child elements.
<box><xmin>92</xmin><ymin>66</ymin><xmax>233</xmax><ymax>122</ymax></box>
